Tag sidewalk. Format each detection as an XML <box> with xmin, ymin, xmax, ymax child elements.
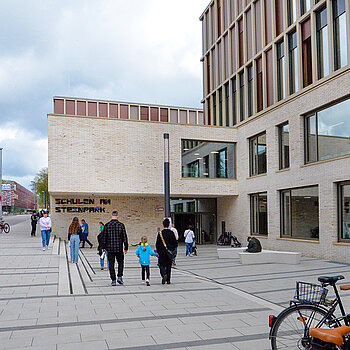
<box><xmin>0</xmin><ymin>217</ymin><xmax>349</xmax><ymax>349</ymax></box>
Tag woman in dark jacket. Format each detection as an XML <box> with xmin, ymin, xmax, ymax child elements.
<box><xmin>156</xmin><ymin>218</ymin><xmax>178</xmax><ymax>284</ymax></box>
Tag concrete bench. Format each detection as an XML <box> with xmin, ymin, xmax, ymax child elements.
<box><xmin>217</xmin><ymin>247</ymin><xmax>246</xmax><ymax>259</ymax></box>
<box><xmin>239</xmin><ymin>250</ymin><xmax>301</xmax><ymax>265</ymax></box>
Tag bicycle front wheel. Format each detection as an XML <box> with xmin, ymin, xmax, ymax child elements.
<box><xmin>3</xmin><ymin>223</ymin><xmax>10</xmax><ymax>233</ymax></box>
<box><xmin>271</xmin><ymin>304</ymin><xmax>337</xmax><ymax>350</ymax></box>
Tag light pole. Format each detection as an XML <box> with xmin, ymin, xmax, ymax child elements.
<box><xmin>163</xmin><ymin>133</ymin><xmax>170</xmax><ymax>219</ymax></box>
<box><xmin>0</xmin><ymin>148</ymin><xmax>2</xmax><ymax>221</ymax></box>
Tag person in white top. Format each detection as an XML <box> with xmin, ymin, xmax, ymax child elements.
<box><xmin>170</xmin><ymin>224</ymin><xmax>179</xmax><ymax>265</ymax></box>
<box><xmin>39</xmin><ymin>211</ymin><xmax>52</xmax><ymax>251</ymax></box>
<box><xmin>184</xmin><ymin>226</ymin><xmax>195</xmax><ymax>256</ymax></box>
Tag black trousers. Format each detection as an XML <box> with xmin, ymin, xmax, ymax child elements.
<box><xmin>141</xmin><ymin>265</ymin><xmax>150</xmax><ymax>280</ymax></box>
<box><xmin>31</xmin><ymin>222</ymin><xmax>37</xmax><ymax>236</ymax></box>
<box><xmin>159</xmin><ymin>264</ymin><xmax>172</xmax><ymax>282</ymax></box>
<box><xmin>81</xmin><ymin>237</ymin><xmax>93</xmax><ymax>248</ymax></box>
<box><xmin>107</xmin><ymin>252</ymin><xmax>124</xmax><ymax>281</ymax></box>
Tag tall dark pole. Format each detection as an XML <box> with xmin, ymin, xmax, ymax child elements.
<box><xmin>163</xmin><ymin>133</ymin><xmax>170</xmax><ymax>218</ymax></box>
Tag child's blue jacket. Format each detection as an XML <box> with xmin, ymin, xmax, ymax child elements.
<box><xmin>136</xmin><ymin>244</ymin><xmax>157</xmax><ymax>266</ymax></box>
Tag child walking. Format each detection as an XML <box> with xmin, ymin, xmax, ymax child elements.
<box><xmin>136</xmin><ymin>236</ymin><xmax>157</xmax><ymax>286</ymax></box>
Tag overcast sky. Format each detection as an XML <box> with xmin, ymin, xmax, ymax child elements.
<box><xmin>0</xmin><ymin>0</ymin><xmax>209</xmax><ymax>189</ymax></box>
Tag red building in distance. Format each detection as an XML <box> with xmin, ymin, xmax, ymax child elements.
<box><xmin>1</xmin><ymin>181</ymin><xmax>36</xmax><ymax>212</ymax></box>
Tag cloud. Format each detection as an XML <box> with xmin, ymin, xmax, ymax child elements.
<box><xmin>0</xmin><ymin>122</ymin><xmax>48</xmax><ymax>189</ymax></box>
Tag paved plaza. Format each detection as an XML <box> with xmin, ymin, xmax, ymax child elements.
<box><xmin>0</xmin><ymin>215</ymin><xmax>350</xmax><ymax>349</ymax></box>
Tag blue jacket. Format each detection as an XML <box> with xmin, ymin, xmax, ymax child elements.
<box><xmin>136</xmin><ymin>244</ymin><xmax>157</xmax><ymax>266</ymax></box>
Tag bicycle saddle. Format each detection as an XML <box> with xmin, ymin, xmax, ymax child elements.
<box><xmin>310</xmin><ymin>326</ymin><xmax>350</xmax><ymax>346</ymax></box>
<box><xmin>318</xmin><ymin>275</ymin><xmax>344</xmax><ymax>285</ymax></box>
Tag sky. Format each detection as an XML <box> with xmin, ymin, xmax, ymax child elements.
<box><xmin>0</xmin><ymin>0</ymin><xmax>209</xmax><ymax>190</ymax></box>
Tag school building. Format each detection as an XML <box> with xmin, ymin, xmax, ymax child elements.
<box><xmin>48</xmin><ymin>0</ymin><xmax>350</xmax><ymax>261</ymax></box>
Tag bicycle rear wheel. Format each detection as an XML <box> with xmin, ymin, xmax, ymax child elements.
<box><xmin>3</xmin><ymin>223</ymin><xmax>10</xmax><ymax>233</ymax></box>
<box><xmin>270</xmin><ymin>304</ymin><xmax>338</xmax><ymax>349</ymax></box>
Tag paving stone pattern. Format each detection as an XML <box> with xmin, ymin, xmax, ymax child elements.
<box><xmin>0</xmin><ymin>215</ymin><xmax>349</xmax><ymax>349</ymax></box>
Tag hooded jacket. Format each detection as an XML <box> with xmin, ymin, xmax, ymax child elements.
<box><xmin>135</xmin><ymin>243</ymin><xmax>157</xmax><ymax>266</ymax></box>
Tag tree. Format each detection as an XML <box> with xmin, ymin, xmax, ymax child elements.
<box><xmin>31</xmin><ymin>167</ymin><xmax>49</xmax><ymax>209</ymax></box>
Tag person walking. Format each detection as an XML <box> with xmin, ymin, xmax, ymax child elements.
<box><xmin>97</xmin><ymin>222</ymin><xmax>108</xmax><ymax>270</ymax></box>
<box><xmin>156</xmin><ymin>218</ymin><xmax>178</xmax><ymax>285</ymax></box>
<box><xmin>68</xmin><ymin>217</ymin><xmax>81</xmax><ymax>263</ymax></box>
<box><xmin>30</xmin><ymin>211</ymin><xmax>38</xmax><ymax>237</ymax></box>
<box><xmin>136</xmin><ymin>236</ymin><xmax>158</xmax><ymax>286</ymax></box>
<box><xmin>170</xmin><ymin>223</ymin><xmax>179</xmax><ymax>265</ymax></box>
<box><xmin>100</xmin><ymin>210</ymin><xmax>128</xmax><ymax>286</ymax></box>
<box><xmin>80</xmin><ymin>219</ymin><xmax>93</xmax><ymax>248</ymax></box>
<box><xmin>39</xmin><ymin>211</ymin><xmax>52</xmax><ymax>251</ymax></box>
<box><xmin>184</xmin><ymin>226</ymin><xmax>195</xmax><ymax>256</ymax></box>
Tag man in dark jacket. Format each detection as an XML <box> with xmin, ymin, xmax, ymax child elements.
<box><xmin>246</xmin><ymin>236</ymin><xmax>262</xmax><ymax>253</ymax></box>
<box><xmin>156</xmin><ymin>218</ymin><xmax>178</xmax><ymax>285</ymax></box>
<box><xmin>30</xmin><ymin>212</ymin><xmax>38</xmax><ymax>237</ymax></box>
<box><xmin>101</xmin><ymin>210</ymin><xmax>128</xmax><ymax>286</ymax></box>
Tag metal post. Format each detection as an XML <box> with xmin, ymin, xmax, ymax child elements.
<box><xmin>0</xmin><ymin>148</ymin><xmax>2</xmax><ymax>221</ymax></box>
<box><xmin>163</xmin><ymin>133</ymin><xmax>170</xmax><ymax>218</ymax></box>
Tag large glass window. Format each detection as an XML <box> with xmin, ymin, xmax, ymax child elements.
<box><xmin>239</xmin><ymin>72</ymin><xmax>245</xmax><ymax>121</ymax></box>
<box><xmin>218</xmin><ymin>88</ymin><xmax>223</xmax><ymax>126</ymax></box>
<box><xmin>265</xmin><ymin>0</ymin><xmax>273</xmax><ymax>44</ymax></box>
<box><xmin>305</xmin><ymin>99</ymin><xmax>350</xmax><ymax>163</ymax></box>
<box><xmin>255</xmin><ymin>0</ymin><xmax>262</xmax><ymax>53</ymax></box>
<box><xmin>212</xmin><ymin>92</ymin><xmax>217</xmax><ymax>126</ymax></box>
<box><xmin>238</xmin><ymin>19</ymin><xmax>244</xmax><ymax>67</ymax></box>
<box><xmin>232</xmin><ymin>78</ymin><xmax>237</xmax><ymax>125</ymax></box>
<box><xmin>300</xmin><ymin>0</ymin><xmax>311</xmax><ymax>15</ymax></box>
<box><xmin>250</xmin><ymin>132</ymin><xmax>267</xmax><ymax>176</ymax></box>
<box><xmin>333</xmin><ymin>0</ymin><xmax>348</xmax><ymax>70</ymax></box>
<box><xmin>225</xmin><ymin>83</ymin><xmax>230</xmax><ymax>126</ymax></box>
<box><xmin>216</xmin><ymin>148</ymin><xmax>228</xmax><ymax>178</ymax></box>
<box><xmin>281</xmin><ymin>186</ymin><xmax>319</xmax><ymax>240</ymax></box>
<box><xmin>247</xmin><ymin>66</ymin><xmax>253</xmax><ymax>117</ymax></box>
<box><xmin>256</xmin><ymin>57</ymin><xmax>263</xmax><ymax>112</ymax></box>
<box><xmin>182</xmin><ymin>140</ymin><xmax>236</xmax><ymax>179</ymax></box>
<box><xmin>275</xmin><ymin>0</ymin><xmax>284</xmax><ymax>36</ymax></box>
<box><xmin>266</xmin><ymin>49</ymin><xmax>274</xmax><ymax>107</ymax></box>
<box><xmin>316</xmin><ymin>7</ymin><xmax>330</xmax><ymax>79</ymax></box>
<box><xmin>287</xmin><ymin>0</ymin><xmax>297</xmax><ymax>26</ymax></box>
<box><xmin>339</xmin><ymin>181</ymin><xmax>350</xmax><ymax>241</ymax></box>
<box><xmin>302</xmin><ymin>19</ymin><xmax>313</xmax><ymax>87</ymax></box>
<box><xmin>246</xmin><ymin>8</ymin><xmax>253</xmax><ymax>60</ymax></box>
<box><xmin>289</xmin><ymin>30</ymin><xmax>299</xmax><ymax>94</ymax></box>
<box><xmin>251</xmin><ymin>193</ymin><xmax>268</xmax><ymax>235</ymax></box>
<box><xmin>277</xmin><ymin>41</ymin><xmax>286</xmax><ymax>101</ymax></box>
<box><xmin>279</xmin><ymin>123</ymin><xmax>290</xmax><ymax>169</ymax></box>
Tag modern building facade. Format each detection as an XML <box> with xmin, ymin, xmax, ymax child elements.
<box><xmin>200</xmin><ymin>0</ymin><xmax>350</xmax><ymax>260</ymax></box>
<box><xmin>1</xmin><ymin>181</ymin><xmax>36</xmax><ymax>212</ymax></box>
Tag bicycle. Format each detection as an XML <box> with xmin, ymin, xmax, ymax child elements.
<box><xmin>0</xmin><ymin>220</ymin><xmax>10</xmax><ymax>233</ymax></box>
<box><xmin>269</xmin><ymin>275</ymin><xmax>350</xmax><ymax>349</ymax></box>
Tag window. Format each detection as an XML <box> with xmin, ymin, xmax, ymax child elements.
<box><xmin>206</xmin><ymin>53</ymin><xmax>211</xmax><ymax>94</ymax></box>
<box><xmin>213</xmin><ymin>92</ymin><xmax>217</xmax><ymax>126</ymax></box>
<box><xmin>316</xmin><ymin>7</ymin><xmax>330</xmax><ymax>79</ymax></box>
<box><xmin>218</xmin><ymin>88</ymin><xmax>223</xmax><ymax>126</ymax></box>
<box><xmin>218</xmin><ymin>41</ymin><xmax>222</xmax><ymax>84</ymax></box>
<box><xmin>288</xmin><ymin>0</ymin><xmax>297</xmax><ymax>26</ymax></box>
<box><xmin>230</xmin><ymin>0</ymin><xmax>235</xmax><ymax>23</ymax></box>
<box><xmin>211</xmin><ymin>3</ymin><xmax>215</xmax><ymax>43</ymax></box>
<box><xmin>232</xmin><ymin>78</ymin><xmax>237</xmax><ymax>125</ymax></box>
<box><xmin>275</xmin><ymin>0</ymin><xmax>284</xmax><ymax>36</ymax></box>
<box><xmin>255</xmin><ymin>0</ymin><xmax>262</xmax><ymax>53</ymax></box>
<box><xmin>231</xmin><ymin>27</ymin><xmax>237</xmax><ymax>74</ymax></box>
<box><xmin>256</xmin><ymin>57</ymin><xmax>263</xmax><ymax>112</ymax></box>
<box><xmin>265</xmin><ymin>0</ymin><xmax>273</xmax><ymax>44</ymax></box>
<box><xmin>206</xmin><ymin>98</ymin><xmax>211</xmax><ymax>125</ymax></box>
<box><xmin>181</xmin><ymin>140</ymin><xmax>236</xmax><ymax>179</ymax></box>
<box><xmin>247</xmin><ymin>66</ymin><xmax>253</xmax><ymax>117</ymax></box>
<box><xmin>217</xmin><ymin>0</ymin><xmax>222</xmax><ymax>37</ymax></box>
<box><xmin>300</xmin><ymin>0</ymin><xmax>311</xmax><ymax>15</ymax></box>
<box><xmin>279</xmin><ymin>123</ymin><xmax>290</xmax><ymax>169</ymax></box>
<box><xmin>266</xmin><ymin>49</ymin><xmax>274</xmax><ymax>107</ymax></box>
<box><xmin>238</xmin><ymin>19</ymin><xmax>244</xmax><ymax>67</ymax></box>
<box><xmin>338</xmin><ymin>181</ymin><xmax>350</xmax><ymax>241</ymax></box>
<box><xmin>277</xmin><ymin>41</ymin><xmax>286</xmax><ymax>101</ymax></box>
<box><xmin>281</xmin><ymin>186</ymin><xmax>319</xmax><ymax>240</ymax></box>
<box><xmin>305</xmin><ymin>98</ymin><xmax>350</xmax><ymax>163</ymax></box>
<box><xmin>225</xmin><ymin>83</ymin><xmax>230</xmax><ymax>126</ymax></box>
<box><xmin>302</xmin><ymin>19</ymin><xmax>313</xmax><ymax>87</ymax></box>
<box><xmin>212</xmin><ymin>48</ymin><xmax>217</xmax><ymax>88</ymax></box>
<box><xmin>251</xmin><ymin>193</ymin><xmax>268</xmax><ymax>235</ymax></box>
<box><xmin>289</xmin><ymin>30</ymin><xmax>299</xmax><ymax>94</ymax></box>
<box><xmin>250</xmin><ymin>132</ymin><xmax>267</xmax><ymax>176</ymax></box>
<box><xmin>216</xmin><ymin>148</ymin><xmax>228</xmax><ymax>178</ymax></box>
<box><xmin>333</xmin><ymin>0</ymin><xmax>348</xmax><ymax>70</ymax></box>
<box><xmin>246</xmin><ymin>8</ymin><xmax>253</xmax><ymax>60</ymax></box>
<box><xmin>239</xmin><ymin>72</ymin><xmax>245</xmax><ymax>121</ymax></box>
<box><xmin>224</xmin><ymin>34</ymin><xmax>229</xmax><ymax>79</ymax></box>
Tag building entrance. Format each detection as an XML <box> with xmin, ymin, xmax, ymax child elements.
<box><xmin>171</xmin><ymin>198</ymin><xmax>217</xmax><ymax>244</ymax></box>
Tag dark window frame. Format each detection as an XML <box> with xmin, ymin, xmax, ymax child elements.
<box><xmin>338</xmin><ymin>180</ymin><xmax>350</xmax><ymax>242</ymax></box>
<box><xmin>278</xmin><ymin>122</ymin><xmax>290</xmax><ymax>170</ymax></box>
<box><xmin>250</xmin><ymin>192</ymin><xmax>268</xmax><ymax>236</ymax></box>
<box><xmin>249</xmin><ymin>131</ymin><xmax>267</xmax><ymax>176</ymax></box>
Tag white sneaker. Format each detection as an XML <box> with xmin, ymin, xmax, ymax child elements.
<box><xmin>146</xmin><ymin>279</ymin><xmax>150</xmax><ymax>286</ymax></box>
<box><xmin>43</xmin><ymin>247</ymin><xmax>45</xmax><ymax>251</ymax></box>
<box><xmin>46</xmin><ymin>246</ymin><xmax>50</xmax><ymax>250</ymax></box>
<box><xmin>142</xmin><ymin>280</ymin><xmax>145</xmax><ymax>284</ymax></box>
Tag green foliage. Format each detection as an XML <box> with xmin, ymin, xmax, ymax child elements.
<box><xmin>31</xmin><ymin>167</ymin><xmax>49</xmax><ymax>209</ymax></box>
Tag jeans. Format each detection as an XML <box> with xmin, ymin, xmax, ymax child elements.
<box><xmin>100</xmin><ymin>252</ymin><xmax>109</xmax><ymax>268</ymax></box>
<box><xmin>107</xmin><ymin>252</ymin><xmax>124</xmax><ymax>281</ymax></box>
<box><xmin>41</xmin><ymin>230</ymin><xmax>50</xmax><ymax>247</ymax></box>
<box><xmin>141</xmin><ymin>265</ymin><xmax>150</xmax><ymax>280</ymax></box>
<box><xmin>70</xmin><ymin>234</ymin><xmax>80</xmax><ymax>263</ymax></box>
<box><xmin>185</xmin><ymin>242</ymin><xmax>193</xmax><ymax>256</ymax></box>
<box><xmin>159</xmin><ymin>264</ymin><xmax>172</xmax><ymax>283</ymax></box>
